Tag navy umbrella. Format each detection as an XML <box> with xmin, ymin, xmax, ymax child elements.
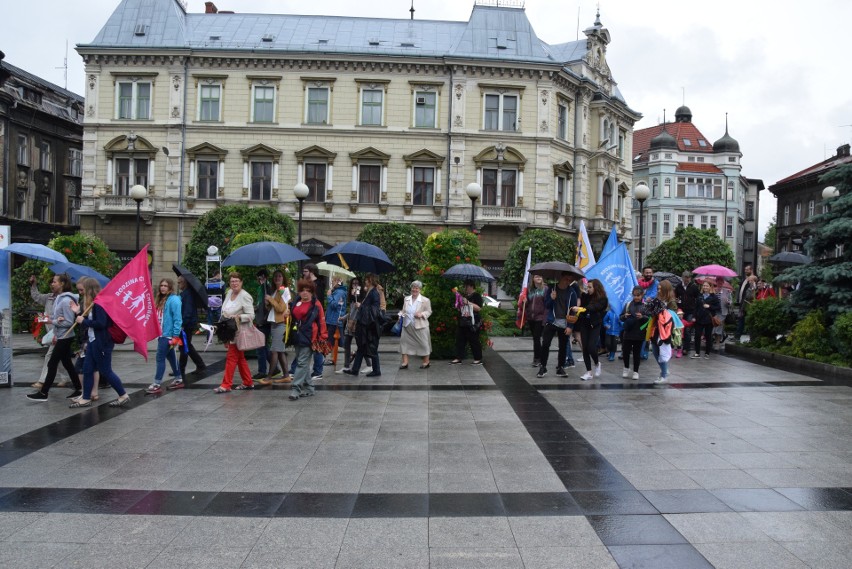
<box><xmin>441</xmin><ymin>263</ymin><xmax>496</xmax><ymax>283</ymax></box>
<box><xmin>322</xmin><ymin>241</ymin><xmax>394</xmax><ymax>274</ymax></box>
<box><xmin>49</xmin><ymin>262</ymin><xmax>110</xmax><ymax>287</ymax></box>
<box><xmin>222</xmin><ymin>241</ymin><xmax>309</xmax><ymax>266</ymax></box>
<box><xmin>5</xmin><ymin>243</ymin><xmax>68</xmax><ymax>264</ymax></box>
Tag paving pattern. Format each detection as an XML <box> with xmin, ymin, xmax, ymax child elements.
<box><xmin>0</xmin><ymin>335</ymin><xmax>849</xmax><ymax>568</ymax></box>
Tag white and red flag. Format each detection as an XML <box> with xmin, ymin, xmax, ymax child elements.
<box><xmin>94</xmin><ymin>246</ymin><xmax>160</xmax><ymax>360</ymax></box>
<box><xmin>515</xmin><ymin>247</ymin><xmax>532</xmax><ymax>329</ymax></box>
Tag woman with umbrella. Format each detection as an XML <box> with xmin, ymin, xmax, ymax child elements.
<box><xmin>450</xmin><ymin>279</ymin><xmax>484</xmax><ymax>365</ymax></box>
<box><xmin>343</xmin><ymin>273</ymin><xmax>384</xmax><ymax>377</ymax></box>
<box><xmin>261</xmin><ymin>269</ymin><xmax>291</xmax><ymax>385</ymax></box>
<box><xmin>692</xmin><ymin>281</ymin><xmax>721</xmax><ymax>360</ymax></box>
<box><xmin>339</xmin><ymin>277</ymin><xmax>367</xmax><ymax>373</ymax></box>
<box><xmin>177</xmin><ymin>275</ymin><xmax>206</xmax><ymax>380</ymax></box>
<box><xmin>398</xmin><ymin>280</ymin><xmax>432</xmax><ymax>369</ymax></box>
<box><xmin>519</xmin><ymin>274</ymin><xmax>548</xmax><ymax>368</ymax></box>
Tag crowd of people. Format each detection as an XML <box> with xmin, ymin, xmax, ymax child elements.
<box><xmin>23</xmin><ymin>258</ymin><xmax>763</xmax><ymax>406</ymax></box>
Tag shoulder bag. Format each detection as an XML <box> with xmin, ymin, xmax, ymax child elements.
<box><xmin>235</xmin><ymin>323</ymin><xmax>266</xmax><ymax>351</ymax></box>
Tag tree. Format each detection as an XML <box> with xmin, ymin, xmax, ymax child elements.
<box><xmin>183</xmin><ymin>205</ymin><xmax>296</xmax><ymax>279</ymax></box>
<box><xmin>645</xmin><ymin>226</ymin><xmax>735</xmax><ymax>276</ymax></box>
<box><xmin>764</xmin><ymin>215</ymin><xmax>777</xmax><ymax>253</ymax></box>
<box><xmin>12</xmin><ymin>233</ymin><xmax>121</xmax><ymax>333</ymax></box>
<box><xmin>777</xmin><ymin>164</ymin><xmax>852</xmax><ymax>321</ymax></box>
<box><xmin>498</xmin><ymin>229</ymin><xmax>576</xmax><ymax>299</ymax></box>
<box><xmin>356</xmin><ymin>222</ymin><xmax>426</xmax><ymax>307</ymax></box>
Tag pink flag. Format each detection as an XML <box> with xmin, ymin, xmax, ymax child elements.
<box><xmin>94</xmin><ymin>246</ymin><xmax>160</xmax><ymax>360</ymax></box>
<box><xmin>515</xmin><ymin>247</ymin><xmax>532</xmax><ymax>329</ymax></box>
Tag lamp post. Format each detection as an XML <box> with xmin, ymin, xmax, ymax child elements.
<box><xmin>822</xmin><ymin>185</ymin><xmax>839</xmax><ymax>212</ymax></box>
<box><xmin>293</xmin><ymin>182</ymin><xmax>310</xmax><ymax>269</ymax></box>
<box><xmin>465</xmin><ymin>182</ymin><xmax>482</xmax><ymax>233</ymax></box>
<box><xmin>633</xmin><ymin>181</ymin><xmax>650</xmax><ymax>269</ymax></box>
<box><xmin>129</xmin><ymin>184</ymin><xmax>147</xmax><ymax>252</ymax></box>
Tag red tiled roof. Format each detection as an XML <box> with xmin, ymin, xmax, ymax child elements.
<box><xmin>676</xmin><ymin>162</ymin><xmax>722</xmax><ymax>174</ymax></box>
<box><xmin>772</xmin><ymin>148</ymin><xmax>852</xmax><ymax>186</ymax></box>
<box><xmin>633</xmin><ymin>122</ymin><xmax>714</xmax><ymax>162</ymax></box>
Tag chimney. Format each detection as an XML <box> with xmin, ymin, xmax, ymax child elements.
<box><xmin>205</xmin><ymin>2</ymin><xmax>218</xmax><ymax>13</ymax></box>
<box><xmin>837</xmin><ymin>144</ymin><xmax>850</xmax><ymax>158</ymax></box>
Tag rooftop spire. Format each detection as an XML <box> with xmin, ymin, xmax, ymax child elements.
<box><xmin>410</xmin><ymin>0</ymin><xmax>414</xmax><ymax>20</ymax></box>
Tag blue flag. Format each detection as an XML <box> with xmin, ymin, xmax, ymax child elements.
<box><xmin>600</xmin><ymin>225</ymin><xmax>619</xmax><ymax>260</ymax></box>
<box><xmin>585</xmin><ymin>243</ymin><xmax>639</xmax><ymax>320</ymax></box>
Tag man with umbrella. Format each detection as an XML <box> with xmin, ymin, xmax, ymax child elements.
<box><xmin>536</xmin><ymin>272</ymin><xmax>580</xmax><ymax>378</ymax></box>
<box><xmin>176</xmin><ymin>275</ymin><xmax>206</xmax><ymax>379</ymax></box>
<box><xmin>253</xmin><ymin>269</ymin><xmax>275</xmax><ymax>380</ymax></box>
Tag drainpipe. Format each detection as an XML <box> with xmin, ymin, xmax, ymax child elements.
<box><xmin>570</xmin><ymin>86</ymin><xmax>583</xmax><ymax>230</ymax></box>
<box><xmin>444</xmin><ymin>65</ymin><xmax>454</xmax><ymax>223</ymax></box>
<box><xmin>176</xmin><ymin>56</ymin><xmax>189</xmax><ymax>263</ymax></box>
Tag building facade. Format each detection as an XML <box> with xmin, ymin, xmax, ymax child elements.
<box><xmin>0</xmin><ymin>51</ymin><xmax>84</xmax><ymax>244</ymax></box>
<box><xmin>75</xmin><ymin>0</ymin><xmax>641</xmax><ymax>278</ymax></box>
<box><xmin>631</xmin><ymin>106</ymin><xmax>753</xmax><ymax>271</ymax></box>
<box><xmin>768</xmin><ymin>143</ymin><xmax>851</xmax><ymax>257</ymax></box>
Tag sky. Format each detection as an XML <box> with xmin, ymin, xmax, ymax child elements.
<box><xmin>4</xmin><ymin>0</ymin><xmax>850</xmax><ymax>240</ymax></box>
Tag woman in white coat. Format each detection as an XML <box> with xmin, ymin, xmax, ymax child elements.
<box><xmin>398</xmin><ymin>280</ymin><xmax>432</xmax><ymax>369</ymax></box>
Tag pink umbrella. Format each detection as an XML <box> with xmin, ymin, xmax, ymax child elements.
<box><xmin>692</xmin><ymin>264</ymin><xmax>738</xmax><ymax>278</ymax></box>
<box><xmin>696</xmin><ymin>276</ymin><xmax>733</xmax><ymax>290</ymax></box>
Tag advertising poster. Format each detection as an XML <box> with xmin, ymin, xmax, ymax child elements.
<box><xmin>0</xmin><ymin>226</ymin><xmax>11</xmax><ymax>387</ymax></box>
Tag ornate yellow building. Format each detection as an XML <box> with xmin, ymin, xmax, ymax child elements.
<box><xmin>77</xmin><ymin>0</ymin><xmax>640</xmax><ymax>278</ymax></box>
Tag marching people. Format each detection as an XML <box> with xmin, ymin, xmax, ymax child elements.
<box><xmin>621</xmin><ymin>286</ymin><xmax>649</xmax><ymax>380</ymax></box>
<box><xmin>536</xmin><ymin>272</ymin><xmax>579</xmax><ymax>378</ymax></box>
<box><xmin>252</xmin><ymin>268</ymin><xmax>275</xmax><ymax>380</ymax></box>
<box><xmin>339</xmin><ymin>278</ymin><xmax>366</xmax><ymax>373</ymax></box>
<box><xmin>736</xmin><ymin>264</ymin><xmax>757</xmax><ymax>341</ymax></box>
<box><xmin>26</xmin><ymin>274</ymin><xmax>83</xmax><ymax>401</ymax></box>
<box><xmin>450</xmin><ymin>279</ymin><xmax>484</xmax><ymax>366</ymax></box>
<box><xmin>177</xmin><ymin>275</ymin><xmax>206</xmax><ymax>379</ymax></box>
<box><xmin>288</xmin><ymin>279</ymin><xmax>328</xmax><ymax>400</ymax></box>
<box><xmin>398</xmin><ymin>280</ymin><xmax>432</xmax><ymax>369</ymax></box>
<box><xmin>651</xmin><ymin>280</ymin><xmax>678</xmax><ymax>384</ymax></box>
<box><xmin>29</xmin><ymin>274</ymin><xmax>70</xmax><ymax>390</ymax></box>
<box><xmin>603</xmin><ymin>305</ymin><xmax>622</xmax><ymax>362</ymax></box>
<box><xmin>324</xmin><ymin>277</ymin><xmax>348</xmax><ymax>366</ymax></box>
<box><xmin>692</xmin><ymin>280</ymin><xmax>721</xmax><ymax>359</ymax></box>
<box><xmin>520</xmin><ymin>274</ymin><xmax>548</xmax><ymax>368</ymax></box>
<box><xmin>674</xmin><ymin>271</ymin><xmax>699</xmax><ymax>358</ymax></box>
<box><xmin>70</xmin><ymin>278</ymin><xmax>130</xmax><ymax>408</ymax></box>
<box><xmin>577</xmin><ymin>279</ymin><xmax>608</xmax><ymax>381</ymax></box>
<box><xmin>214</xmin><ymin>272</ymin><xmax>255</xmax><ymax>393</ymax></box>
<box><xmin>344</xmin><ymin>273</ymin><xmax>384</xmax><ymax>377</ymax></box>
<box><xmin>261</xmin><ymin>269</ymin><xmax>291</xmax><ymax>385</ymax></box>
<box><xmin>637</xmin><ymin>266</ymin><xmax>657</xmax><ymax>359</ymax></box>
<box><xmin>756</xmin><ymin>278</ymin><xmax>776</xmax><ymax>300</ymax></box>
<box><xmin>146</xmin><ymin>278</ymin><xmax>183</xmax><ymax>394</ymax></box>
<box><xmin>713</xmin><ymin>276</ymin><xmax>733</xmax><ymax>351</ymax></box>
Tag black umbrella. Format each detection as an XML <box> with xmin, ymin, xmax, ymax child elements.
<box><xmin>528</xmin><ymin>261</ymin><xmax>585</xmax><ymax>280</ymax></box>
<box><xmin>322</xmin><ymin>240</ymin><xmax>394</xmax><ymax>274</ymax></box>
<box><xmin>769</xmin><ymin>251</ymin><xmax>811</xmax><ymax>265</ymax></box>
<box><xmin>653</xmin><ymin>271</ymin><xmax>681</xmax><ymax>286</ymax></box>
<box><xmin>172</xmin><ymin>264</ymin><xmax>208</xmax><ymax>307</ymax></box>
<box><xmin>441</xmin><ymin>263</ymin><xmax>496</xmax><ymax>283</ymax></box>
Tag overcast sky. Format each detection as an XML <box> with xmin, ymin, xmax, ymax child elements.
<box><xmin>4</xmin><ymin>0</ymin><xmax>850</xmax><ymax>240</ymax></box>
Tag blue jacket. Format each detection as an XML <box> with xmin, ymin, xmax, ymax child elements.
<box><xmin>543</xmin><ymin>283</ymin><xmax>579</xmax><ymax>325</ymax></box>
<box><xmin>603</xmin><ymin>309</ymin><xmax>622</xmax><ymax>336</ymax></box>
<box><xmin>325</xmin><ymin>283</ymin><xmax>348</xmax><ymax>325</ymax></box>
<box><xmin>160</xmin><ymin>294</ymin><xmax>183</xmax><ymax>337</ymax></box>
<box><xmin>82</xmin><ymin>303</ymin><xmax>114</xmax><ymax>348</ymax></box>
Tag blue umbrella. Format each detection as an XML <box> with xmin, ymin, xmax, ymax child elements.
<box><xmin>49</xmin><ymin>262</ymin><xmax>110</xmax><ymax>287</ymax></box>
<box><xmin>222</xmin><ymin>241</ymin><xmax>309</xmax><ymax>266</ymax></box>
<box><xmin>5</xmin><ymin>243</ymin><xmax>68</xmax><ymax>264</ymax></box>
<box><xmin>441</xmin><ymin>263</ymin><xmax>496</xmax><ymax>283</ymax></box>
<box><xmin>322</xmin><ymin>241</ymin><xmax>394</xmax><ymax>274</ymax></box>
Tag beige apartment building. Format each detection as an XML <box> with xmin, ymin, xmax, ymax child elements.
<box><xmin>76</xmin><ymin>0</ymin><xmax>641</xmax><ymax>278</ymax></box>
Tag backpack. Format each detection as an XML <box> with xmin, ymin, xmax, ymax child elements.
<box><xmin>108</xmin><ymin>320</ymin><xmax>128</xmax><ymax>344</ymax></box>
<box><xmin>655</xmin><ymin>309</ymin><xmax>673</xmax><ymax>345</ymax></box>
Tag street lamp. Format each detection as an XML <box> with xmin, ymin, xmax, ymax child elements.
<box><xmin>129</xmin><ymin>184</ymin><xmax>147</xmax><ymax>252</ymax></box>
<box><xmin>633</xmin><ymin>181</ymin><xmax>651</xmax><ymax>269</ymax></box>
<box><xmin>465</xmin><ymin>182</ymin><xmax>482</xmax><ymax>233</ymax></box>
<box><xmin>293</xmin><ymin>182</ymin><xmax>310</xmax><ymax>268</ymax></box>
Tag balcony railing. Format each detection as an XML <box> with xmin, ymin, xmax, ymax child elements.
<box><xmin>479</xmin><ymin>206</ymin><xmax>524</xmax><ymax>219</ymax></box>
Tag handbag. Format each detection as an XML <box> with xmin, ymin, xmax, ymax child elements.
<box><xmin>267</xmin><ymin>308</ymin><xmax>276</xmax><ymax>323</ymax></box>
<box><xmin>235</xmin><ymin>323</ymin><xmax>266</xmax><ymax>351</ymax></box>
<box><xmin>711</xmin><ymin>315</ymin><xmax>722</xmax><ymax>327</ymax></box>
<box><xmin>285</xmin><ymin>316</ymin><xmax>298</xmax><ymax>347</ymax></box>
<box><xmin>41</xmin><ymin>329</ymin><xmax>55</xmax><ymax>346</ymax></box>
<box><xmin>312</xmin><ymin>338</ymin><xmax>332</xmax><ymax>355</ymax></box>
<box><xmin>391</xmin><ymin>318</ymin><xmax>403</xmax><ymax>336</ymax></box>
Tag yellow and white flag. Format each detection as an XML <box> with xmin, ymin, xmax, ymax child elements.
<box><xmin>575</xmin><ymin>221</ymin><xmax>596</xmax><ymax>271</ymax></box>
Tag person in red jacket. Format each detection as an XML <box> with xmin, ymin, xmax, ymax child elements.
<box><xmin>288</xmin><ymin>279</ymin><xmax>328</xmax><ymax>401</ymax></box>
<box><xmin>755</xmin><ymin>279</ymin><xmax>776</xmax><ymax>300</ymax></box>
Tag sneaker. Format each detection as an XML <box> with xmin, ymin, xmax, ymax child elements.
<box><xmin>536</xmin><ymin>367</ymin><xmax>547</xmax><ymax>378</ymax></box>
<box><xmin>594</xmin><ymin>363</ymin><xmax>602</xmax><ymax>377</ymax></box>
<box><xmin>360</xmin><ymin>367</ymin><xmax>373</xmax><ymax>375</ymax></box>
<box><xmin>676</xmin><ymin>349</ymin><xmax>683</xmax><ymax>358</ymax></box>
<box><xmin>690</xmin><ymin>353</ymin><xmax>701</xmax><ymax>359</ymax></box>
<box><xmin>167</xmin><ymin>381</ymin><xmax>185</xmax><ymax>390</ymax></box>
<box><xmin>26</xmin><ymin>391</ymin><xmax>48</xmax><ymax>401</ymax></box>
<box><xmin>532</xmin><ymin>360</ymin><xmax>540</xmax><ymax>368</ymax></box>
<box><xmin>555</xmin><ymin>367</ymin><xmax>567</xmax><ymax>377</ymax></box>
<box><xmin>622</xmin><ymin>368</ymin><xmax>630</xmax><ymax>379</ymax></box>
<box><xmin>564</xmin><ymin>362</ymin><xmax>576</xmax><ymax>369</ymax></box>
<box><xmin>704</xmin><ymin>354</ymin><xmax>710</xmax><ymax>359</ymax></box>
<box><xmin>580</xmin><ymin>372</ymin><xmax>593</xmax><ymax>381</ymax></box>
<box><xmin>145</xmin><ymin>384</ymin><xmax>162</xmax><ymax>394</ymax></box>
<box><xmin>335</xmin><ymin>368</ymin><xmax>350</xmax><ymax>374</ymax></box>
<box><xmin>654</xmin><ymin>376</ymin><xmax>667</xmax><ymax>384</ymax></box>
<box><xmin>252</xmin><ymin>372</ymin><xmax>267</xmax><ymax>380</ymax></box>
<box><xmin>607</xmin><ymin>353</ymin><xmax>616</xmax><ymax>362</ymax></box>
<box><xmin>632</xmin><ymin>371</ymin><xmax>640</xmax><ymax>380</ymax></box>
<box><xmin>311</xmin><ymin>374</ymin><xmax>323</xmax><ymax>382</ymax></box>
<box><xmin>323</xmin><ymin>359</ymin><xmax>333</xmax><ymax>366</ymax></box>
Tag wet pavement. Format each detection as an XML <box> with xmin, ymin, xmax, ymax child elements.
<box><xmin>0</xmin><ymin>333</ymin><xmax>849</xmax><ymax>568</ymax></box>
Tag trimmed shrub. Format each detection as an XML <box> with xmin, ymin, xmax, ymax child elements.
<box><xmin>830</xmin><ymin>311</ymin><xmax>852</xmax><ymax>363</ymax></box>
<box><xmin>745</xmin><ymin>297</ymin><xmax>794</xmax><ymax>340</ymax></box>
<box><xmin>787</xmin><ymin>310</ymin><xmax>832</xmax><ymax>360</ymax></box>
